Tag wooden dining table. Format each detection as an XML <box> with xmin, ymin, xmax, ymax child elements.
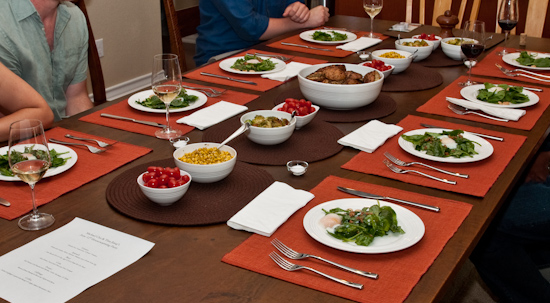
<box><xmin>1</xmin><ymin>16</ymin><xmax>549</xmax><ymax>303</ymax></box>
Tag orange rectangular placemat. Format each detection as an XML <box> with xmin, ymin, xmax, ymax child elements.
<box><xmin>184</xmin><ymin>49</ymin><xmax>328</xmax><ymax>92</ymax></box>
<box><xmin>222</xmin><ymin>175</ymin><xmax>472</xmax><ymax>303</ymax></box>
<box><xmin>416</xmin><ymin>75</ymin><xmax>550</xmax><ymax>130</ymax></box>
<box><xmin>341</xmin><ymin>115</ymin><xmax>526</xmax><ymax>197</ymax></box>
<box><xmin>79</xmin><ymin>85</ymin><xmax>259</xmax><ymax>136</ymax></box>
<box><xmin>0</xmin><ymin>127</ymin><xmax>152</xmax><ymax>220</ymax></box>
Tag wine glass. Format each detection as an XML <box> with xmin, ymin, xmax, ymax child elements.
<box><xmin>459</xmin><ymin>20</ymin><xmax>485</xmax><ymax>87</ymax></box>
<box><xmin>497</xmin><ymin>0</ymin><xmax>518</xmax><ymax>56</ymax></box>
<box><xmin>363</xmin><ymin>0</ymin><xmax>383</xmax><ymax>38</ymax></box>
<box><xmin>152</xmin><ymin>53</ymin><xmax>183</xmax><ymax>140</ymax></box>
<box><xmin>8</xmin><ymin>119</ymin><xmax>54</xmax><ymax>230</ymax></box>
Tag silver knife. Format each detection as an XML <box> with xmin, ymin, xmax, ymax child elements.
<box><xmin>420</xmin><ymin>123</ymin><xmax>504</xmax><ymax>142</ymax></box>
<box><xmin>200</xmin><ymin>72</ymin><xmax>257</xmax><ymax>85</ymax></box>
<box><xmin>337</xmin><ymin>186</ymin><xmax>440</xmax><ymax>212</ymax></box>
<box><xmin>0</xmin><ymin>197</ymin><xmax>10</xmax><ymax>207</ymax></box>
<box><xmin>100</xmin><ymin>113</ymin><xmax>166</xmax><ymax>128</ymax></box>
<box><xmin>281</xmin><ymin>42</ymin><xmax>334</xmax><ymax>52</ymax></box>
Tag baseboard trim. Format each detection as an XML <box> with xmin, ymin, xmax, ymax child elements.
<box><xmin>90</xmin><ymin>73</ymin><xmax>151</xmax><ymax>102</ymax></box>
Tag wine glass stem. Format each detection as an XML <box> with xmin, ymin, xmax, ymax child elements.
<box><xmin>370</xmin><ymin>17</ymin><xmax>374</xmax><ymax>36</ymax></box>
<box><xmin>29</xmin><ymin>183</ymin><xmax>39</xmax><ymax>218</ymax></box>
<box><xmin>504</xmin><ymin>31</ymin><xmax>509</xmax><ymax>49</ymax></box>
<box><xmin>467</xmin><ymin>60</ymin><xmax>473</xmax><ymax>83</ymax></box>
<box><xmin>165</xmin><ymin>104</ymin><xmax>171</xmax><ymax>129</ymax></box>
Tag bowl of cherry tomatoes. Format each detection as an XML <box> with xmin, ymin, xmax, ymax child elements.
<box><xmin>358</xmin><ymin>60</ymin><xmax>394</xmax><ymax>79</ymax></box>
<box><xmin>412</xmin><ymin>33</ymin><xmax>442</xmax><ymax>50</ymax></box>
<box><xmin>137</xmin><ymin>166</ymin><xmax>192</xmax><ymax>206</ymax></box>
<box><xmin>273</xmin><ymin>98</ymin><xmax>319</xmax><ymax>129</ymax></box>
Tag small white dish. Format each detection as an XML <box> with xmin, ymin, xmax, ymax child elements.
<box><xmin>286</xmin><ymin>160</ymin><xmax>308</xmax><ymax>176</ymax></box>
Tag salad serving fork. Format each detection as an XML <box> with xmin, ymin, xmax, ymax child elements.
<box><xmin>447</xmin><ymin>104</ymin><xmax>509</xmax><ymax>122</ymax></box>
<box><xmin>495</xmin><ymin>63</ymin><xmax>550</xmax><ymax>82</ymax></box>
<box><xmin>180</xmin><ymin>84</ymin><xmax>224</xmax><ymax>97</ymax></box>
<box><xmin>384</xmin><ymin>152</ymin><xmax>469</xmax><ymax>178</ymax></box>
<box><xmin>65</xmin><ymin>134</ymin><xmax>112</xmax><ymax>148</ymax></box>
<box><xmin>49</xmin><ymin>139</ymin><xmax>106</xmax><ymax>154</ymax></box>
<box><xmin>384</xmin><ymin>159</ymin><xmax>457</xmax><ymax>185</ymax></box>
<box><xmin>269</xmin><ymin>252</ymin><xmax>364</xmax><ymax>289</ymax></box>
<box><xmin>271</xmin><ymin>238</ymin><xmax>378</xmax><ymax>279</ymax></box>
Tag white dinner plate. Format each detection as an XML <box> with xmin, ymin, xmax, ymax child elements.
<box><xmin>460</xmin><ymin>84</ymin><xmax>539</xmax><ymax>108</ymax></box>
<box><xmin>0</xmin><ymin>143</ymin><xmax>78</xmax><ymax>182</ymax></box>
<box><xmin>303</xmin><ymin>198</ymin><xmax>425</xmax><ymax>254</ymax></box>
<box><xmin>218</xmin><ymin>56</ymin><xmax>286</xmax><ymax>75</ymax></box>
<box><xmin>398</xmin><ymin>128</ymin><xmax>494</xmax><ymax>163</ymax></box>
<box><xmin>502</xmin><ymin>52</ymin><xmax>550</xmax><ymax>71</ymax></box>
<box><xmin>299</xmin><ymin>29</ymin><xmax>357</xmax><ymax>45</ymax></box>
<box><xmin>128</xmin><ymin>89</ymin><xmax>208</xmax><ymax>113</ymax></box>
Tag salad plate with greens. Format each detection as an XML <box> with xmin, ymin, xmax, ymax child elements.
<box><xmin>502</xmin><ymin>51</ymin><xmax>550</xmax><ymax>71</ymax></box>
<box><xmin>128</xmin><ymin>89</ymin><xmax>207</xmax><ymax>113</ymax></box>
<box><xmin>299</xmin><ymin>29</ymin><xmax>357</xmax><ymax>44</ymax></box>
<box><xmin>303</xmin><ymin>198</ymin><xmax>424</xmax><ymax>254</ymax></box>
<box><xmin>460</xmin><ymin>83</ymin><xmax>539</xmax><ymax>108</ymax></box>
<box><xmin>219</xmin><ymin>55</ymin><xmax>286</xmax><ymax>75</ymax></box>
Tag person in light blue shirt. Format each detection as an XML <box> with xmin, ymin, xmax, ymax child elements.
<box><xmin>195</xmin><ymin>0</ymin><xmax>329</xmax><ymax>66</ymax></box>
<box><xmin>0</xmin><ymin>0</ymin><xmax>93</xmax><ymax>121</ymax></box>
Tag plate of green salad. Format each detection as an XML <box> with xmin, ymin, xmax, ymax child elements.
<box><xmin>128</xmin><ymin>89</ymin><xmax>207</xmax><ymax>113</ymax></box>
<box><xmin>303</xmin><ymin>198</ymin><xmax>424</xmax><ymax>253</ymax></box>
<box><xmin>299</xmin><ymin>29</ymin><xmax>357</xmax><ymax>45</ymax></box>
<box><xmin>460</xmin><ymin>83</ymin><xmax>539</xmax><ymax>108</ymax></box>
<box><xmin>219</xmin><ymin>55</ymin><xmax>286</xmax><ymax>75</ymax></box>
<box><xmin>502</xmin><ymin>51</ymin><xmax>550</xmax><ymax>71</ymax></box>
<box><xmin>398</xmin><ymin>128</ymin><xmax>493</xmax><ymax>163</ymax></box>
<box><xmin>0</xmin><ymin>143</ymin><xmax>77</xmax><ymax>182</ymax></box>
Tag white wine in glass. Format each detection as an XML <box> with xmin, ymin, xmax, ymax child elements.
<box><xmin>497</xmin><ymin>0</ymin><xmax>518</xmax><ymax>56</ymax></box>
<box><xmin>152</xmin><ymin>53</ymin><xmax>183</xmax><ymax>140</ymax></box>
<box><xmin>8</xmin><ymin>119</ymin><xmax>54</xmax><ymax>231</ymax></box>
<box><xmin>363</xmin><ymin>0</ymin><xmax>383</xmax><ymax>38</ymax></box>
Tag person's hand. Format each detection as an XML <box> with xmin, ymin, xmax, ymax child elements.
<box><xmin>525</xmin><ymin>151</ymin><xmax>550</xmax><ymax>183</ymax></box>
<box><xmin>283</xmin><ymin>2</ymin><xmax>310</xmax><ymax>23</ymax></box>
<box><xmin>303</xmin><ymin>5</ymin><xmax>330</xmax><ymax>28</ymax></box>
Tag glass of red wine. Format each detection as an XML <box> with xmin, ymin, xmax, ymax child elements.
<box><xmin>497</xmin><ymin>0</ymin><xmax>518</xmax><ymax>56</ymax></box>
<box><xmin>459</xmin><ymin>20</ymin><xmax>485</xmax><ymax>87</ymax></box>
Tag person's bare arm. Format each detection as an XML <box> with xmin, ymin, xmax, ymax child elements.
<box><xmin>260</xmin><ymin>5</ymin><xmax>329</xmax><ymax>40</ymax></box>
<box><xmin>283</xmin><ymin>2</ymin><xmax>310</xmax><ymax>23</ymax></box>
<box><xmin>64</xmin><ymin>80</ymin><xmax>93</xmax><ymax>117</ymax></box>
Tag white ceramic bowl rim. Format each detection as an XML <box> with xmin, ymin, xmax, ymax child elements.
<box><xmin>174</xmin><ymin>144</ymin><xmax>237</xmax><ymax>167</ymax></box>
<box><xmin>241</xmin><ymin>110</ymin><xmax>297</xmax><ymax>128</ymax></box>
<box><xmin>298</xmin><ymin>64</ymin><xmax>383</xmax><ymax>86</ymax></box>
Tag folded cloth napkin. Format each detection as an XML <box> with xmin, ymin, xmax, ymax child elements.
<box><xmin>338</xmin><ymin>119</ymin><xmax>403</xmax><ymax>153</ymax></box>
<box><xmin>176</xmin><ymin>101</ymin><xmax>248</xmax><ymax>130</ymax></box>
<box><xmin>227</xmin><ymin>181</ymin><xmax>315</xmax><ymax>237</ymax></box>
<box><xmin>336</xmin><ymin>37</ymin><xmax>382</xmax><ymax>52</ymax></box>
<box><xmin>446</xmin><ymin>97</ymin><xmax>526</xmax><ymax>121</ymax></box>
<box><xmin>388</xmin><ymin>22</ymin><xmax>421</xmax><ymax>32</ymax></box>
<box><xmin>261</xmin><ymin>62</ymin><xmax>311</xmax><ymax>82</ymax></box>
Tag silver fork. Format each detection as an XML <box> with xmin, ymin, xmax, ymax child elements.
<box><xmin>448</xmin><ymin>104</ymin><xmax>509</xmax><ymax>122</ymax></box>
<box><xmin>65</xmin><ymin>134</ymin><xmax>112</xmax><ymax>148</ymax></box>
<box><xmin>251</xmin><ymin>52</ymin><xmax>292</xmax><ymax>61</ymax></box>
<box><xmin>384</xmin><ymin>152</ymin><xmax>469</xmax><ymax>178</ymax></box>
<box><xmin>271</xmin><ymin>238</ymin><xmax>378</xmax><ymax>279</ymax></box>
<box><xmin>495</xmin><ymin>64</ymin><xmax>550</xmax><ymax>83</ymax></box>
<box><xmin>181</xmin><ymin>85</ymin><xmax>224</xmax><ymax>97</ymax></box>
<box><xmin>269</xmin><ymin>252</ymin><xmax>363</xmax><ymax>289</ymax></box>
<box><xmin>383</xmin><ymin>159</ymin><xmax>457</xmax><ymax>185</ymax></box>
<box><xmin>495</xmin><ymin>63</ymin><xmax>550</xmax><ymax>79</ymax></box>
<box><xmin>49</xmin><ymin>139</ymin><xmax>106</xmax><ymax>154</ymax></box>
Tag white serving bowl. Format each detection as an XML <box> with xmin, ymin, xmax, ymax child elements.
<box><xmin>395</xmin><ymin>38</ymin><xmax>434</xmax><ymax>62</ymax></box>
<box><xmin>441</xmin><ymin>37</ymin><xmax>479</xmax><ymax>61</ymax></box>
<box><xmin>240</xmin><ymin>110</ymin><xmax>296</xmax><ymax>145</ymax></box>
<box><xmin>297</xmin><ymin>63</ymin><xmax>384</xmax><ymax>110</ymax></box>
<box><xmin>412</xmin><ymin>34</ymin><xmax>442</xmax><ymax>50</ymax></box>
<box><xmin>137</xmin><ymin>171</ymin><xmax>191</xmax><ymax>206</ymax></box>
<box><xmin>272</xmin><ymin>103</ymin><xmax>320</xmax><ymax>130</ymax></box>
<box><xmin>173</xmin><ymin>143</ymin><xmax>237</xmax><ymax>183</ymax></box>
<box><xmin>371</xmin><ymin>49</ymin><xmax>413</xmax><ymax>74</ymax></box>
<box><xmin>357</xmin><ymin>61</ymin><xmax>395</xmax><ymax>79</ymax></box>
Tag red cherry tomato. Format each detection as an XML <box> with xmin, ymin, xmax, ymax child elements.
<box><xmin>167</xmin><ymin>178</ymin><xmax>178</xmax><ymax>188</ymax></box>
<box><xmin>146</xmin><ymin>179</ymin><xmax>159</xmax><ymax>188</ymax></box>
<box><xmin>158</xmin><ymin>174</ymin><xmax>170</xmax><ymax>186</ymax></box>
<box><xmin>182</xmin><ymin>175</ymin><xmax>190</xmax><ymax>183</ymax></box>
<box><xmin>158</xmin><ymin>185</ymin><xmax>168</xmax><ymax>189</ymax></box>
<box><xmin>142</xmin><ymin>172</ymin><xmax>156</xmax><ymax>183</ymax></box>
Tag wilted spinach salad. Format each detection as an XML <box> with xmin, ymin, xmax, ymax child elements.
<box><xmin>401</xmin><ymin>129</ymin><xmax>480</xmax><ymax>158</ymax></box>
<box><xmin>230</xmin><ymin>54</ymin><xmax>276</xmax><ymax>72</ymax></box>
<box><xmin>515</xmin><ymin>51</ymin><xmax>550</xmax><ymax>68</ymax></box>
<box><xmin>136</xmin><ymin>89</ymin><xmax>198</xmax><ymax>109</ymax></box>
<box><xmin>476</xmin><ymin>82</ymin><xmax>529</xmax><ymax>104</ymax></box>
<box><xmin>312</xmin><ymin>30</ymin><xmax>348</xmax><ymax>41</ymax></box>
<box><xmin>0</xmin><ymin>146</ymin><xmax>70</xmax><ymax>177</ymax></box>
<box><xmin>323</xmin><ymin>202</ymin><xmax>404</xmax><ymax>246</ymax></box>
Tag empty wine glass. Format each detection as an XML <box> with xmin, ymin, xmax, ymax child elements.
<box><xmin>497</xmin><ymin>0</ymin><xmax>518</xmax><ymax>56</ymax></box>
<box><xmin>363</xmin><ymin>0</ymin><xmax>383</xmax><ymax>38</ymax></box>
<box><xmin>152</xmin><ymin>53</ymin><xmax>183</xmax><ymax>140</ymax></box>
<box><xmin>8</xmin><ymin>119</ymin><xmax>54</xmax><ymax>230</ymax></box>
<box><xmin>459</xmin><ymin>20</ymin><xmax>485</xmax><ymax>87</ymax></box>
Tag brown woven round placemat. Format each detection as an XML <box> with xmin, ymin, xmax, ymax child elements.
<box><xmin>419</xmin><ymin>48</ymin><xmax>464</xmax><ymax>67</ymax></box>
<box><xmin>382</xmin><ymin>64</ymin><xmax>443</xmax><ymax>92</ymax></box>
<box><xmin>202</xmin><ymin>117</ymin><xmax>343</xmax><ymax>165</ymax></box>
<box><xmin>106</xmin><ymin>159</ymin><xmax>274</xmax><ymax>226</ymax></box>
<box><xmin>274</xmin><ymin>88</ymin><xmax>397</xmax><ymax>123</ymax></box>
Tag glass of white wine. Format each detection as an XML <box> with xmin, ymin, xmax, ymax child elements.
<box><xmin>8</xmin><ymin>119</ymin><xmax>54</xmax><ymax>231</ymax></box>
<box><xmin>363</xmin><ymin>0</ymin><xmax>383</xmax><ymax>38</ymax></box>
<box><xmin>152</xmin><ymin>53</ymin><xmax>183</xmax><ymax>140</ymax></box>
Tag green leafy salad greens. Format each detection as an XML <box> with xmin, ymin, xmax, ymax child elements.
<box><xmin>0</xmin><ymin>146</ymin><xmax>70</xmax><ymax>177</ymax></box>
<box><xmin>230</xmin><ymin>54</ymin><xmax>276</xmax><ymax>72</ymax></box>
<box><xmin>401</xmin><ymin>130</ymin><xmax>480</xmax><ymax>158</ymax></box>
<box><xmin>136</xmin><ymin>89</ymin><xmax>198</xmax><ymax>109</ymax></box>
<box><xmin>323</xmin><ymin>202</ymin><xmax>404</xmax><ymax>246</ymax></box>
<box><xmin>515</xmin><ymin>51</ymin><xmax>550</xmax><ymax>67</ymax></box>
<box><xmin>476</xmin><ymin>82</ymin><xmax>529</xmax><ymax>104</ymax></box>
<box><xmin>312</xmin><ymin>30</ymin><xmax>348</xmax><ymax>41</ymax></box>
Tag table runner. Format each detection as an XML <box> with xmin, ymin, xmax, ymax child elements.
<box><xmin>342</xmin><ymin>115</ymin><xmax>526</xmax><ymax>197</ymax></box>
<box><xmin>222</xmin><ymin>175</ymin><xmax>472</xmax><ymax>303</ymax></box>
<box><xmin>382</xmin><ymin>64</ymin><xmax>443</xmax><ymax>92</ymax></box>
<box><xmin>0</xmin><ymin>127</ymin><xmax>152</xmax><ymax>220</ymax></box>
<box><xmin>79</xmin><ymin>84</ymin><xmax>258</xmax><ymax>136</ymax></box>
<box><xmin>416</xmin><ymin>75</ymin><xmax>550</xmax><ymax>130</ymax></box>
<box><xmin>184</xmin><ymin>49</ymin><xmax>328</xmax><ymax>92</ymax></box>
<box><xmin>418</xmin><ymin>48</ymin><xmax>464</xmax><ymax>67</ymax></box>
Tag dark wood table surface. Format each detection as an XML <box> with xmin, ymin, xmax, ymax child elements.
<box><xmin>1</xmin><ymin>16</ymin><xmax>549</xmax><ymax>303</ymax></box>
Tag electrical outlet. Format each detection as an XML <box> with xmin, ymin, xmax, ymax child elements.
<box><xmin>96</xmin><ymin>38</ymin><xmax>104</xmax><ymax>58</ymax></box>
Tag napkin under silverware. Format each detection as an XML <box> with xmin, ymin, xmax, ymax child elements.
<box><xmin>176</xmin><ymin>101</ymin><xmax>247</xmax><ymax>130</ymax></box>
<box><xmin>446</xmin><ymin>97</ymin><xmax>526</xmax><ymax>121</ymax></box>
<box><xmin>338</xmin><ymin>120</ymin><xmax>403</xmax><ymax>153</ymax></box>
<box><xmin>227</xmin><ymin>181</ymin><xmax>315</xmax><ymax>237</ymax></box>
<box><xmin>336</xmin><ymin>37</ymin><xmax>382</xmax><ymax>52</ymax></box>
<box><xmin>261</xmin><ymin>62</ymin><xmax>311</xmax><ymax>82</ymax></box>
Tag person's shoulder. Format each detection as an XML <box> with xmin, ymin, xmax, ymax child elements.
<box><xmin>59</xmin><ymin>1</ymin><xmax>86</xmax><ymax>23</ymax></box>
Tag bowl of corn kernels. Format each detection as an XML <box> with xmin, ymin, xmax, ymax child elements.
<box><xmin>173</xmin><ymin>143</ymin><xmax>237</xmax><ymax>183</ymax></box>
<box><xmin>371</xmin><ymin>49</ymin><xmax>413</xmax><ymax>74</ymax></box>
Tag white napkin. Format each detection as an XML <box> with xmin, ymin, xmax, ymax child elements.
<box><xmin>338</xmin><ymin>120</ymin><xmax>403</xmax><ymax>153</ymax></box>
<box><xmin>227</xmin><ymin>181</ymin><xmax>315</xmax><ymax>237</ymax></box>
<box><xmin>388</xmin><ymin>22</ymin><xmax>421</xmax><ymax>32</ymax></box>
<box><xmin>176</xmin><ymin>101</ymin><xmax>247</xmax><ymax>130</ymax></box>
<box><xmin>336</xmin><ymin>37</ymin><xmax>382</xmax><ymax>52</ymax></box>
<box><xmin>261</xmin><ymin>62</ymin><xmax>311</xmax><ymax>82</ymax></box>
<box><xmin>446</xmin><ymin>97</ymin><xmax>526</xmax><ymax>121</ymax></box>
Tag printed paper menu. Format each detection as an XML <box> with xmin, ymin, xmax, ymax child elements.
<box><xmin>0</xmin><ymin>218</ymin><xmax>155</xmax><ymax>303</ymax></box>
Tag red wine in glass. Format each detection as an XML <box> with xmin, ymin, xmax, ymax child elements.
<box><xmin>461</xmin><ymin>43</ymin><xmax>484</xmax><ymax>59</ymax></box>
<box><xmin>498</xmin><ymin>20</ymin><xmax>518</xmax><ymax>31</ymax></box>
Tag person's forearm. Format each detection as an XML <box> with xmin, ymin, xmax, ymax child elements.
<box><xmin>259</xmin><ymin>17</ymin><xmax>309</xmax><ymax>40</ymax></box>
<box><xmin>0</xmin><ymin>109</ymin><xmax>53</xmax><ymax>141</ymax></box>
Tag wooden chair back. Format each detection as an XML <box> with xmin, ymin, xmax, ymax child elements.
<box><xmin>162</xmin><ymin>0</ymin><xmax>200</xmax><ymax>72</ymax></box>
<box><xmin>406</xmin><ymin>0</ymin><xmax>481</xmax><ymax>29</ymax></box>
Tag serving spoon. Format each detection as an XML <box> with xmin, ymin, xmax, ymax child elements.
<box><xmin>217</xmin><ymin>122</ymin><xmax>250</xmax><ymax>150</ymax></box>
